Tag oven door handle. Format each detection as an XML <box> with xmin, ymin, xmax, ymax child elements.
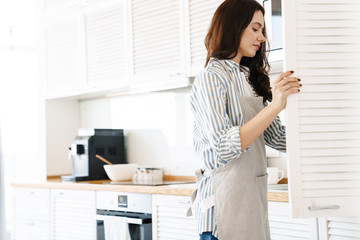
<box><xmin>96</xmin><ymin>214</ymin><xmax>148</xmax><ymax>225</ymax></box>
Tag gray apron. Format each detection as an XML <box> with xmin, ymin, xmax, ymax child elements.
<box><xmin>189</xmin><ymin>60</ymin><xmax>270</xmax><ymax>240</ymax></box>
<box><xmin>213</xmin><ymin>60</ymin><xmax>270</xmax><ymax>240</ymax></box>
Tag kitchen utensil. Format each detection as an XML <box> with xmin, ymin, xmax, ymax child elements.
<box><xmin>104</xmin><ymin>164</ymin><xmax>139</xmax><ymax>181</ymax></box>
<box><xmin>133</xmin><ymin>167</ymin><xmax>163</xmax><ymax>182</ymax></box>
<box><xmin>96</xmin><ymin>154</ymin><xmax>113</xmax><ymax>165</ymax></box>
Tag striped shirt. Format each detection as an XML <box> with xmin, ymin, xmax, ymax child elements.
<box><xmin>189</xmin><ymin>59</ymin><xmax>286</xmax><ymax>236</ymax></box>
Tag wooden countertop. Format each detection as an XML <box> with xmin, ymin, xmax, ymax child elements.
<box><xmin>12</xmin><ymin>176</ymin><xmax>288</xmax><ymax>202</ymax></box>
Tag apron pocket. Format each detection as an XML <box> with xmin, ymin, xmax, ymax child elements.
<box><xmin>255</xmin><ymin>174</ymin><xmax>268</xmax><ymax>224</ymax></box>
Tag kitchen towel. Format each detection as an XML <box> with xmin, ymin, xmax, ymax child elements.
<box><xmin>104</xmin><ymin>216</ymin><xmax>131</xmax><ymax>240</ymax></box>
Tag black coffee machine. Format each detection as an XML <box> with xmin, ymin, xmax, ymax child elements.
<box><xmin>61</xmin><ymin>129</ymin><xmax>126</xmax><ymax>182</ymax></box>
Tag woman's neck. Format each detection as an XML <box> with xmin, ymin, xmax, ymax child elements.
<box><xmin>231</xmin><ymin>53</ymin><xmax>242</xmax><ymax>65</ymax></box>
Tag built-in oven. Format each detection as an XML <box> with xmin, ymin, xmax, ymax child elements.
<box><xmin>96</xmin><ymin>191</ymin><xmax>152</xmax><ymax>240</ymax></box>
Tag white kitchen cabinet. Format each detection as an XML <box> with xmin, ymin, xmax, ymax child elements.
<box><xmin>318</xmin><ymin>216</ymin><xmax>360</xmax><ymax>240</ymax></box>
<box><xmin>152</xmin><ymin>194</ymin><xmax>198</xmax><ymax>240</ymax></box>
<box><xmin>51</xmin><ymin>189</ymin><xmax>96</xmax><ymax>240</ymax></box>
<box><xmin>43</xmin><ymin>0</ymin><xmax>130</xmax><ymax>99</ymax></box>
<box><xmin>283</xmin><ymin>0</ymin><xmax>360</xmax><ymax>218</ymax></box>
<box><xmin>44</xmin><ymin>10</ymin><xmax>84</xmax><ymax>98</ymax></box>
<box><xmin>12</xmin><ymin>188</ymin><xmax>51</xmax><ymax>240</ymax></box>
<box><xmin>268</xmin><ymin>202</ymin><xmax>318</xmax><ymax>240</ymax></box>
<box><xmin>83</xmin><ymin>0</ymin><xmax>131</xmax><ymax>92</ymax></box>
<box><xmin>130</xmin><ymin>0</ymin><xmax>190</xmax><ymax>91</ymax></box>
<box><xmin>186</xmin><ymin>0</ymin><xmax>224</xmax><ymax>77</ymax></box>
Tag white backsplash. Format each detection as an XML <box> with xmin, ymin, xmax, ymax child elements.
<box><xmin>79</xmin><ymin>88</ymin><xmax>200</xmax><ymax>176</ymax></box>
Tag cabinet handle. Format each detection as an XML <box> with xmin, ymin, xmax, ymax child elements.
<box><xmin>308</xmin><ymin>205</ymin><xmax>340</xmax><ymax>211</ymax></box>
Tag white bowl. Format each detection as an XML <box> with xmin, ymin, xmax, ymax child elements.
<box><xmin>104</xmin><ymin>164</ymin><xmax>138</xmax><ymax>182</ymax></box>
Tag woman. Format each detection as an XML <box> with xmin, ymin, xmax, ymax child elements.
<box><xmin>189</xmin><ymin>0</ymin><xmax>301</xmax><ymax>239</ymax></box>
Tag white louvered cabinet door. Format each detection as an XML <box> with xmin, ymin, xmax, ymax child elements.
<box><xmin>318</xmin><ymin>217</ymin><xmax>360</xmax><ymax>240</ymax></box>
<box><xmin>44</xmin><ymin>11</ymin><xmax>85</xmax><ymax>99</ymax></box>
<box><xmin>13</xmin><ymin>188</ymin><xmax>51</xmax><ymax>240</ymax></box>
<box><xmin>83</xmin><ymin>0</ymin><xmax>130</xmax><ymax>91</ymax></box>
<box><xmin>283</xmin><ymin>0</ymin><xmax>360</xmax><ymax>218</ymax></box>
<box><xmin>187</xmin><ymin>0</ymin><xmax>223</xmax><ymax>76</ymax></box>
<box><xmin>152</xmin><ymin>194</ymin><xmax>198</xmax><ymax>240</ymax></box>
<box><xmin>268</xmin><ymin>202</ymin><xmax>318</xmax><ymax>240</ymax></box>
<box><xmin>51</xmin><ymin>189</ymin><xmax>96</xmax><ymax>240</ymax></box>
<box><xmin>131</xmin><ymin>0</ymin><xmax>187</xmax><ymax>88</ymax></box>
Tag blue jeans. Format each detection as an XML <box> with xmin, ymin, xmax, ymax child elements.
<box><xmin>199</xmin><ymin>232</ymin><xmax>218</xmax><ymax>240</ymax></box>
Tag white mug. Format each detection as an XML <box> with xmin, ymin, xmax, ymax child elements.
<box><xmin>267</xmin><ymin>167</ymin><xmax>284</xmax><ymax>185</ymax></box>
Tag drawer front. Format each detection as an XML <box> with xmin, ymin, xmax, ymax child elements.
<box><xmin>14</xmin><ymin>188</ymin><xmax>50</xmax><ymax>221</ymax></box>
<box><xmin>13</xmin><ymin>220</ymin><xmax>50</xmax><ymax>240</ymax></box>
<box><xmin>14</xmin><ymin>188</ymin><xmax>49</xmax><ymax>198</ymax></box>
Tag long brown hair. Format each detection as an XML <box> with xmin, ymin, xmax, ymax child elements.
<box><xmin>205</xmin><ymin>0</ymin><xmax>271</xmax><ymax>102</ymax></box>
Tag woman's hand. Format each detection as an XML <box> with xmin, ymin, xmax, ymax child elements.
<box><xmin>270</xmin><ymin>70</ymin><xmax>301</xmax><ymax>113</ymax></box>
<box><xmin>239</xmin><ymin>70</ymin><xmax>300</xmax><ymax>150</ymax></box>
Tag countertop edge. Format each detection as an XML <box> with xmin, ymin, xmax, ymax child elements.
<box><xmin>12</xmin><ymin>182</ymin><xmax>289</xmax><ymax>201</ymax></box>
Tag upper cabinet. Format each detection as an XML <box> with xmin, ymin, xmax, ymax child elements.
<box><xmin>83</xmin><ymin>0</ymin><xmax>131</xmax><ymax>92</ymax></box>
<box><xmin>131</xmin><ymin>0</ymin><xmax>188</xmax><ymax>90</ymax></box>
<box><xmin>41</xmin><ymin>0</ymin><xmax>231</xmax><ymax>99</ymax></box>
<box><xmin>187</xmin><ymin>0</ymin><xmax>224</xmax><ymax>76</ymax></box>
<box><xmin>43</xmin><ymin>0</ymin><xmax>130</xmax><ymax>99</ymax></box>
<box><xmin>283</xmin><ymin>0</ymin><xmax>360</xmax><ymax>218</ymax></box>
<box><xmin>43</xmin><ymin>3</ymin><xmax>83</xmax><ymax>98</ymax></box>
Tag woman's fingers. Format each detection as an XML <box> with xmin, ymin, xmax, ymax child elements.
<box><xmin>271</xmin><ymin>70</ymin><xmax>301</xmax><ymax>111</ymax></box>
<box><xmin>272</xmin><ymin>77</ymin><xmax>300</xmax><ymax>94</ymax></box>
<box><xmin>278</xmin><ymin>81</ymin><xmax>301</xmax><ymax>91</ymax></box>
<box><xmin>274</xmin><ymin>77</ymin><xmax>300</xmax><ymax>88</ymax></box>
<box><xmin>273</xmin><ymin>70</ymin><xmax>295</xmax><ymax>84</ymax></box>
<box><xmin>284</xmin><ymin>88</ymin><xmax>301</xmax><ymax>97</ymax></box>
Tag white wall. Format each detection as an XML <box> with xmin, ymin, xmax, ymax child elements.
<box><xmin>0</xmin><ymin>0</ymin><xmax>44</xmax><ymax>238</ymax></box>
<box><xmin>78</xmin><ymin>88</ymin><xmax>199</xmax><ymax>175</ymax></box>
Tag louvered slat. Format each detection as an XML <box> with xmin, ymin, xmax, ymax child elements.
<box><xmin>85</xmin><ymin>2</ymin><xmax>128</xmax><ymax>88</ymax></box>
<box><xmin>51</xmin><ymin>190</ymin><xmax>95</xmax><ymax>240</ymax></box>
<box><xmin>268</xmin><ymin>202</ymin><xmax>317</xmax><ymax>240</ymax></box>
<box><xmin>284</xmin><ymin>0</ymin><xmax>360</xmax><ymax>218</ymax></box>
<box><xmin>14</xmin><ymin>221</ymin><xmax>50</xmax><ymax>240</ymax></box>
<box><xmin>15</xmin><ymin>198</ymin><xmax>50</xmax><ymax>221</ymax></box>
<box><xmin>326</xmin><ymin>217</ymin><xmax>360</xmax><ymax>239</ymax></box>
<box><xmin>131</xmin><ymin>0</ymin><xmax>183</xmax><ymax>80</ymax></box>
<box><xmin>188</xmin><ymin>0</ymin><xmax>223</xmax><ymax>76</ymax></box>
<box><xmin>45</xmin><ymin>16</ymin><xmax>82</xmax><ymax>96</ymax></box>
<box><xmin>153</xmin><ymin>195</ymin><xmax>198</xmax><ymax>239</ymax></box>
<box><xmin>13</xmin><ymin>188</ymin><xmax>51</xmax><ymax>240</ymax></box>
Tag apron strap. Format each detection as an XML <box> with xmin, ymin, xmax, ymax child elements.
<box><xmin>187</xmin><ymin>169</ymin><xmax>215</xmax><ymax>217</ymax></box>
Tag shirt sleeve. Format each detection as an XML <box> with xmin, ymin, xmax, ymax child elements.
<box><xmin>264</xmin><ymin>116</ymin><xmax>286</xmax><ymax>152</ymax></box>
<box><xmin>191</xmin><ymin>71</ymin><xmax>248</xmax><ymax>165</ymax></box>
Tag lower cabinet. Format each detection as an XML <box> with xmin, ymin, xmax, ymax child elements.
<box><xmin>51</xmin><ymin>189</ymin><xmax>96</xmax><ymax>240</ymax></box>
<box><xmin>12</xmin><ymin>188</ymin><xmax>360</xmax><ymax>240</ymax></box>
<box><xmin>268</xmin><ymin>202</ymin><xmax>319</xmax><ymax>240</ymax></box>
<box><xmin>152</xmin><ymin>194</ymin><xmax>198</xmax><ymax>240</ymax></box>
<box><xmin>13</xmin><ymin>188</ymin><xmax>51</xmax><ymax>240</ymax></box>
<box><xmin>318</xmin><ymin>216</ymin><xmax>360</xmax><ymax>240</ymax></box>
<box><xmin>269</xmin><ymin>202</ymin><xmax>360</xmax><ymax>240</ymax></box>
